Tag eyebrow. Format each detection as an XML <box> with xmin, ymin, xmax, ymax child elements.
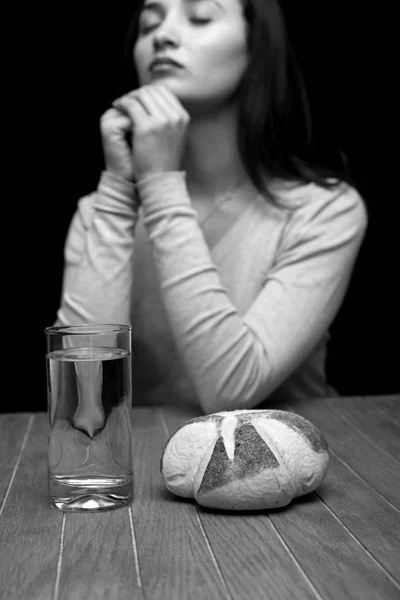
<box><xmin>141</xmin><ymin>0</ymin><xmax>224</xmax><ymax>13</ymax></box>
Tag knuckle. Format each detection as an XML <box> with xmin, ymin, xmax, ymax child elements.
<box><xmin>156</xmin><ymin>117</ymin><xmax>169</xmax><ymax>128</ymax></box>
<box><xmin>178</xmin><ymin>110</ymin><xmax>190</xmax><ymax>124</ymax></box>
<box><xmin>100</xmin><ymin>109</ymin><xmax>113</xmax><ymax>122</ymax></box>
<box><xmin>179</xmin><ymin>112</ymin><xmax>189</xmax><ymax>125</ymax></box>
<box><xmin>135</xmin><ymin>123</ymin><xmax>147</xmax><ymax>135</ymax></box>
<box><xmin>100</xmin><ymin>115</ymin><xmax>113</xmax><ymax>131</ymax></box>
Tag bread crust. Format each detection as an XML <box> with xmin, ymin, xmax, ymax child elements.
<box><xmin>161</xmin><ymin>409</ymin><xmax>329</xmax><ymax>510</ymax></box>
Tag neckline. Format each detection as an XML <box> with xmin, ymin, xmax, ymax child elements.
<box><xmin>199</xmin><ymin>184</ymin><xmax>260</xmax><ymax>252</ymax></box>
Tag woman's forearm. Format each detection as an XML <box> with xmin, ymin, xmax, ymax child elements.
<box><xmin>137</xmin><ymin>171</ymin><xmax>271</xmax><ymax>412</ymax></box>
<box><xmin>57</xmin><ymin>171</ymin><xmax>139</xmax><ymax>326</ymax></box>
<box><xmin>137</xmin><ymin>171</ymin><xmax>367</xmax><ymax>413</ymax></box>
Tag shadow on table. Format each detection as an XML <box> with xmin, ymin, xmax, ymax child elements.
<box><xmin>158</xmin><ymin>484</ymin><xmax>325</xmax><ymax>516</ymax></box>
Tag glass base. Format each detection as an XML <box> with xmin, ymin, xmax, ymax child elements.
<box><xmin>49</xmin><ymin>475</ymin><xmax>133</xmax><ymax>512</ymax></box>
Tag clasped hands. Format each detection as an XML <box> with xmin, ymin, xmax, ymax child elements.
<box><xmin>107</xmin><ymin>84</ymin><xmax>191</xmax><ymax>182</ymax></box>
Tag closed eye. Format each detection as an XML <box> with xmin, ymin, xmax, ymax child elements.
<box><xmin>140</xmin><ymin>17</ymin><xmax>212</xmax><ymax>35</ymax></box>
<box><xmin>191</xmin><ymin>18</ymin><xmax>212</xmax><ymax>24</ymax></box>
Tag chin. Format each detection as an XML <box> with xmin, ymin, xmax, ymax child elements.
<box><xmin>148</xmin><ymin>74</ymin><xmax>185</xmax><ymax>88</ymax></box>
<box><xmin>144</xmin><ymin>77</ymin><xmax>229</xmax><ymax>115</ymax></box>
<box><xmin>148</xmin><ymin>76</ymin><xmax>192</xmax><ymax>101</ymax></box>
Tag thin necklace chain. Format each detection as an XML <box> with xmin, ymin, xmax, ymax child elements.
<box><xmin>199</xmin><ymin>177</ymin><xmax>248</xmax><ymax>227</ymax></box>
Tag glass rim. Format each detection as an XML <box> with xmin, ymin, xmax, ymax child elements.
<box><xmin>44</xmin><ymin>324</ymin><xmax>131</xmax><ymax>335</ymax></box>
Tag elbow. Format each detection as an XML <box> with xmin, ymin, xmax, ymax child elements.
<box><xmin>197</xmin><ymin>350</ymin><xmax>273</xmax><ymax>415</ymax></box>
<box><xmin>198</xmin><ymin>385</ymin><xmax>268</xmax><ymax>415</ymax></box>
<box><xmin>199</xmin><ymin>388</ymin><xmax>268</xmax><ymax>415</ymax></box>
<box><xmin>199</xmin><ymin>395</ymin><xmax>233</xmax><ymax>415</ymax></box>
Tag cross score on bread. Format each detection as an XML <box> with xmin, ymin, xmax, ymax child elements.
<box><xmin>161</xmin><ymin>410</ymin><xmax>330</xmax><ymax>511</ymax></box>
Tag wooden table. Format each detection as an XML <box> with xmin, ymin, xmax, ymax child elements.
<box><xmin>0</xmin><ymin>395</ymin><xmax>399</xmax><ymax>600</ymax></box>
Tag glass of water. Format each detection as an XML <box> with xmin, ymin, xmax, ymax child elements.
<box><xmin>45</xmin><ymin>324</ymin><xmax>133</xmax><ymax>512</ymax></box>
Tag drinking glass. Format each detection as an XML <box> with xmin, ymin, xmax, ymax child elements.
<box><xmin>45</xmin><ymin>324</ymin><xmax>133</xmax><ymax>512</ymax></box>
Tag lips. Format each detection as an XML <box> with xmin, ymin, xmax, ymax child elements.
<box><xmin>149</xmin><ymin>57</ymin><xmax>183</xmax><ymax>71</ymax></box>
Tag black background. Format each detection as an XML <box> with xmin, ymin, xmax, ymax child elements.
<box><xmin>7</xmin><ymin>4</ymin><xmax>398</xmax><ymax>412</ymax></box>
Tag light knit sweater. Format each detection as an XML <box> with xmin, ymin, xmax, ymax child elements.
<box><xmin>57</xmin><ymin>170</ymin><xmax>367</xmax><ymax>413</ymax></box>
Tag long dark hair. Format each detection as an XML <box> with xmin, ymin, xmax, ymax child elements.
<box><xmin>123</xmin><ymin>0</ymin><xmax>355</xmax><ymax>204</ymax></box>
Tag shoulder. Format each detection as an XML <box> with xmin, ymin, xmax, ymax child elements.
<box><xmin>268</xmin><ymin>178</ymin><xmax>368</xmax><ymax>242</ymax></box>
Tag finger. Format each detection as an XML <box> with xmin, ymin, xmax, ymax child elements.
<box><xmin>120</xmin><ymin>89</ymin><xmax>156</xmax><ymax>118</ymax></box>
<box><xmin>151</xmin><ymin>85</ymin><xmax>190</xmax><ymax>119</ymax></box>
<box><xmin>102</xmin><ymin>106</ymin><xmax>132</xmax><ymax>124</ymax></box>
<box><xmin>123</xmin><ymin>86</ymin><xmax>182</xmax><ymax>120</ymax></box>
<box><xmin>112</xmin><ymin>90</ymin><xmax>143</xmax><ymax>112</ymax></box>
<box><xmin>136</xmin><ymin>86</ymin><xmax>178</xmax><ymax>121</ymax></box>
<box><xmin>112</xmin><ymin>96</ymin><xmax>148</xmax><ymax>125</ymax></box>
<box><xmin>100</xmin><ymin>108</ymin><xmax>133</xmax><ymax>133</ymax></box>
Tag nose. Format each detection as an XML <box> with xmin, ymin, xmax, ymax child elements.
<box><xmin>152</xmin><ymin>12</ymin><xmax>181</xmax><ymax>50</ymax></box>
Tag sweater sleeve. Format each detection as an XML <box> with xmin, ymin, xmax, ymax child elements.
<box><xmin>137</xmin><ymin>171</ymin><xmax>368</xmax><ymax>414</ymax></box>
<box><xmin>56</xmin><ymin>171</ymin><xmax>139</xmax><ymax>326</ymax></box>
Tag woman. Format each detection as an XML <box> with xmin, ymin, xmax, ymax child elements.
<box><xmin>56</xmin><ymin>0</ymin><xmax>367</xmax><ymax>413</ymax></box>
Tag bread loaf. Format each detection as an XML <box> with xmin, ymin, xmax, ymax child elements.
<box><xmin>160</xmin><ymin>409</ymin><xmax>329</xmax><ymax>510</ymax></box>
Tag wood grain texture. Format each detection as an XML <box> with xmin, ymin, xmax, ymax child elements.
<box><xmin>0</xmin><ymin>413</ymin><xmax>33</xmax><ymax>509</ymax></box>
<box><xmin>368</xmin><ymin>394</ymin><xmax>400</xmax><ymax>417</ymax></box>
<box><xmin>1</xmin><ymin>397</ymin><xmax>399</xmax><ymax>600</ymax></box>
<box><xmin>197</xmin><ymin>508</ymin><xmax>320</xmax><ymax>600</ymax></box>
<box><xmin>266</xmin><ymin>492</ymin><xmax>400</xmax><ymax>600</ymax></box>
<box><xmin>57</xmin><ymin>509</ymin><xmax>141</xmax><ymax>600</ymax></box>
<box><xmin>130</xmin><ymin>407</ymin><xmax>230</xmax><ymax>600</ymax></box>
<box><xmin>160</xmin><ymin>400</ymin><xmax>400</xmax><ymax>600</ymax></box>
<box><xmin>0</xmin><ymin>414</ymin><xmax>63</xmax><ymax>600</ymax></box>
<box><xmin>323</xmin><ymin>395</ymin><xmax>400</xmax><ymax>461</ymax></box>
<box><xmin>315</xmin><ymin>452</ymin><xmax>400</xmax><ymax>582</ymax></box>
<box><xmin>161</xmin><ymin>407</ymin><xmax>320</xmax><ymax>600</ymax></box>
<box><xmin>274</xmin><ymin>396</ymin><xmax>400</xmax><ymax>597</ymax></box>
<box><xmin>282</xmin><ymin>397</ymin><xmax>400</xmax><ymax>510</ymax></box>
<box><xmin>161</xmin><ymin>406</ymin><xmax>317</xmax><ymax>600</ymax></box>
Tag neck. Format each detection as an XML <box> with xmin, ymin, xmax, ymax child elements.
<box><xmin>181</xmin><ymin>104</ymin><xmax>248</xmax><ymax>201</ymax></box>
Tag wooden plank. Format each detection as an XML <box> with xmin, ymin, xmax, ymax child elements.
<box><xmin>323</xmin><ymin>396</ymin><xmax>400</xmax><ymax>461</ymax></box>
<box><xmin>2</xmin><ymin>399</ymin><xmax>398</xmax><ymax>600</ymax></box>
<box><xmin>0</xmin><ymin>414</ymin><xmax>63</xmax><ymax>600</ymax></box>
<box><xmin>267</xmin><ymin>492</ymin><xmax>400</xmax><ymax>600</ymax></box>
<box><xmin>368</xmin><ymin>395</ymin><xmax>400</xmax><ymax>428</ymax></box>
<box><xmin>368</xmin><ymin>394</ymin><xmax>400</xmax><ymax>404</ymax></box>
<box><xmin>162</xmin><ymin>404</ymin><xmax>400</xmax><ymax>600</ymax></box>
<box><xmin>0</xmin><ymin>414</ymin><xmax>33</xmax><ymax>508</ymax></box>
<box><xmin>281</xmin><ymin>399</ymin><xmax>400</xmax><ymax>509</ymax></box>
<box><xmin>57</xmin><ymin>509</ymin><xmax>142</xmax><ymax>600</ymax></box>
<box><xmin>198</xmin><ymin>509</ymin><xmax>320</xmax><ymax>600</ymax></box>
<box><xmin>130</xmin><ymin>407</ymin><xmax>230</xmax><ymax>600</ymax></box>
<box><xmin>316</xmin><ymin>453</ymin><xmax>400</xmax><ymax>581</ymax></box>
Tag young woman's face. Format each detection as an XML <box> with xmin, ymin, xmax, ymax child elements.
<box><xmin>133</xmin><ymin>0</ymin><xmax>249</xmax><ymax>112</ymax></box>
